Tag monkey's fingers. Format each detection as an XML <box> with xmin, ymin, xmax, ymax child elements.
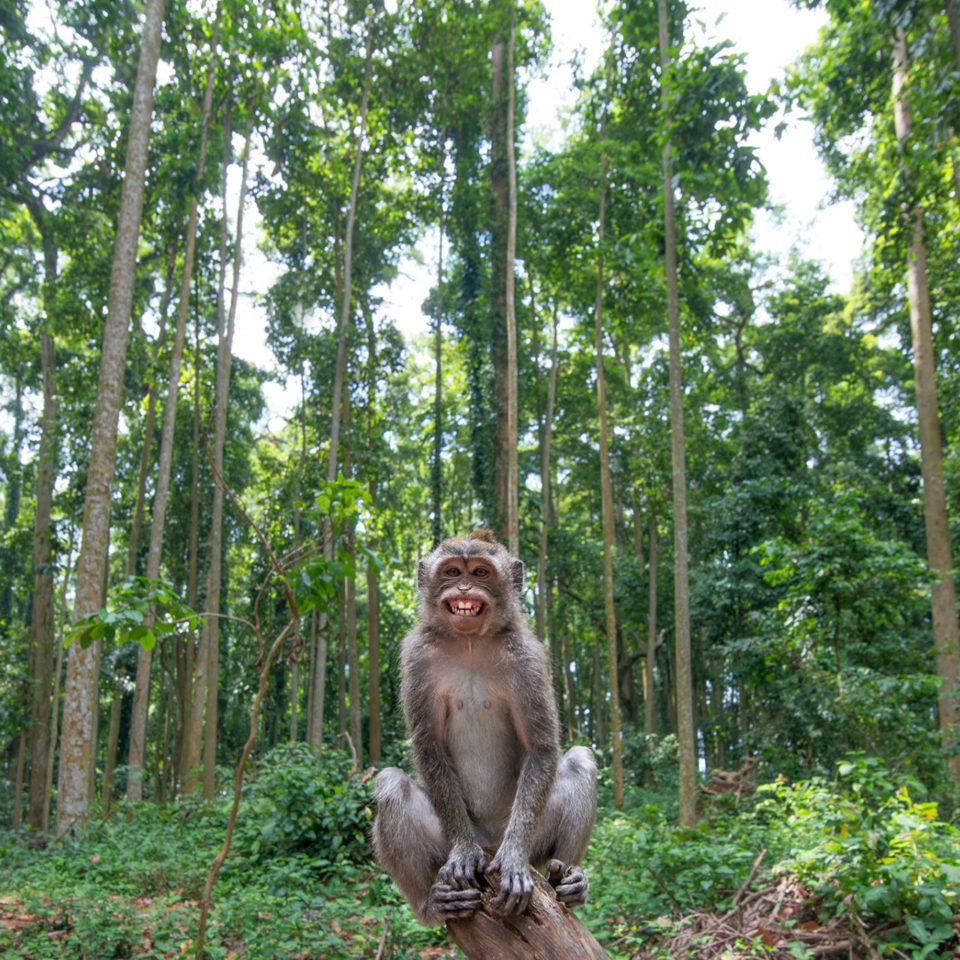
<box><xmin>493</xmin><ymin>869</ymin><xmax>533</xmax><ymax>916</ymax></box>
<box><xmin>439</xmin><ymin>847</ymin><xmax>486</xmax><ymax>889</ymax></box>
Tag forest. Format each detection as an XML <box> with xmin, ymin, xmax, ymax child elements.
<box><xmin>2</xmin><ymin>0</ymin><xmax>960</xmax><ymax>957</ymax></box>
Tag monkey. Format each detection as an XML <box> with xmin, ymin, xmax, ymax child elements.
<box><xmin>372</xmin><ymin>529</ymin><xmax>597</xmax><ymax>926</ymax></box>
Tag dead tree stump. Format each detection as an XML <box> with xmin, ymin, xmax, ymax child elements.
<box><xmin>446</xmin><ymin>870</ymin><xmax>610</xmax><ymax>960</ymax></box>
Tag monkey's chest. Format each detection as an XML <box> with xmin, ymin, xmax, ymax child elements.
<box><xmin>444</xmin><ymin>680</ymin><xmax>521</xmax><ymax>831</ymax></box>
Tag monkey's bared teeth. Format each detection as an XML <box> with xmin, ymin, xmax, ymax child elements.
<box><xmin>448</xmin><ymin>600</ymin><xmax>483</xmax><ymax>617</ymax></box>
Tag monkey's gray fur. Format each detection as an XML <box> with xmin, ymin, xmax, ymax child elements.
<box><xmin>372</xmin><ymin>530</ymin><xmax>597</xmax><ymax>925</ymax></box>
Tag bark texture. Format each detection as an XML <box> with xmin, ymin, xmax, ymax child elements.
<box><xmin>504</xmin><ymin>16</ymin><xmax>519</xmax><ymax>557</ymax></box>
<box><xmin>592</xmin><ymin>52</ymin><xmax>623</xmax><ymax>810</ymax></box>
<box><xmin>56</xmin><ymin>0</ymin><xmax>166</xmax><ymax>837</ymax></box>
<box><xmin>658</xmin><ymin>0</ymin><xmax>697</xmax><ymax>826</ymax></box>
<box><xmin>200</xmin><ymin>123</ymin><xmax>251</xmax><ymax>800</ymax></box>
<box><xmin>490</xmin><ymin>32</ymin><xmax>509</xmax><ymax>541</ymax></box>
<box><xmin>28</xmin><ymin>326</ymin><xmax>57</xmax><ymax>831</ymax></box>
<box><xmin>447</xmin><ymin>871</ymin><xmax>609</xmax><ymax>960</ymax></box>
<box><xmin>892</xmin><ymin>29</ymin><xmax>960</xmax><ymax>782</ymax></box>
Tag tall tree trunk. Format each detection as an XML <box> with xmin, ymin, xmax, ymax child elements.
<box><xmin>13</xmin><ymin>728</ymin><xmax>25</xmax><ymax>831</ymax></box>
<box><xmin>127</xmin><ymin>245</ymin><xmax>176</xmax><ymax>581</ymax></box>
<box><xmin>337</xmin><ymin>598</ymin><xmax>347</xmax><ymax>738</ymax></box>
<box><xmin>131</xmin><ymin>26</ymin><xmax>219</xmax><ymax>802</ymax></box>
<box><xmin>0</xmin><ymin>369</ymin><xmax>24</xmax><ymax>639</ymax></box>
<box><xmin>892</xmin><ymin>29</ymin><xmax>960</xmax><ymax>783</ymax></box>
<box><xmin>645</xmin><ymin>507</ymin><xmax>659</xmax><ymax>737</ymax></box>
<box><xmin>176</xmin><ymin>314</ymin><xmax>203</xmax><ymax>790</ymax></box>
<box><xmin>326</xmin><ymin>16</ymin><xmax>373</xmax><ymax>491</ymax></box>
<box><xmin>310</xmin><ymin>15</ymin><xmax>374</xmax><ymax>754</ymax></box>
<box><xmin>367</xmin><ymin>486</ymin><xmax>381</xmax><ymax>762</ymax></box>
<box><xmin>536</xmin><ymin>302</ymin><xmax>559</xmax><ymax>648</ymax></box>
<box><xmin>42</xmin><ymin>516</ymin><xmax>75</xmax><ymax>835</ymax></box>
<box><xmin>365</xmin><ymin>296</ymin><xmax>382</xmax><ymax>762</ymax></box>
<box><xmin>200</xmin><ymin>120</ymin><xmax>251</xmax><ymax>802</ymax></box>
<box><xmin>56</xmin><ymin>0</ymin><xmax>165</xmax><ymax>837</ymax></box>
<box><xmin>432</xmin><ymin>183</ymin><xmax>445</xmax><ymax>547</ymax></box>
<box><xmin>490</xmin><ymin>23</ymin><xmax>509</xmax><ymax>541</ymax></box>
<box><xmin>593</xmin><ymin>44</ymin><xmax>624</xmax><ymax>810</ymax></box>
<box><xmin>561</xmin><ymin>624</ymin><xmax>576</xmax><ymax>742</ymax></box>
<box><xmin>28</xmin><ymin>271</ymin><xmax>57</xmax><ymax>831</ymax></box>
<box><xmin>345</xmin><ymin>534</ymin><xmax>362</xmax><ymax>763</ymax></box>
<box><xmin>504</xmin><ymin>14</ymin><xmax>519</xmax><ymax>556</ymax></box>
<box><xmin>308</xmin><ymin>611</ymin><xmax>325</xmax><ymax>746</ymax></box>
<box><xmin>658</xmin><ymin>0</ymin><xmax>697</xmax><ymax>827</ymax></box>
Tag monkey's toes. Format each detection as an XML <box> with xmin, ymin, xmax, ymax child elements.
<box><xmin>547</xmin><ymin>861</ymin><xmax>589</xmax><ymax>906</ymax></box>
<box><xmin>428</xmin><ymin>882</ymin><xmax>482</xmax><ymax>921</ymax></box>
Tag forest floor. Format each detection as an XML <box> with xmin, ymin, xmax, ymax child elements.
<box><xmin>2</xmin><ymin>880</ymin><xmax>953</xmax><ymax>960</ymax></box>
<box><xmin>3</xmin><ymin>749</ymin><xmax>959</xmax><ymax>959</ymax></box>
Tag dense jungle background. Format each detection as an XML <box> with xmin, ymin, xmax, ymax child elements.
<box><xmin>2</xmin><ymin>0</ymin><xmax>960</xmax><ymax>957</ymax></box>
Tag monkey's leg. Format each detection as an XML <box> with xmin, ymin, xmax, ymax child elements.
<box><xmin>372</xmin><ymin>767</ymin><xmax>482</xmax><ymax>925</ymax></box>
<box><xmin>529</xmin><ymin>746</ymin><xmax>598</xmax><ymax>906</ymax></box>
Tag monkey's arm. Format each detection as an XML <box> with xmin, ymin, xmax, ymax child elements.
<box><xmin>486</xmin><ymin>654</ymin><xmax>560</xmax><ymax>915</ymax></box>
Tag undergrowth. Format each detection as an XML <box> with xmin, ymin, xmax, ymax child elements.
<box><xmin>1</xmin><ymin>747</ymin><xmax>957</xmax><ymax>959</ymax></box>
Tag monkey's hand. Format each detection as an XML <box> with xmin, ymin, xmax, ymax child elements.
<box><xmin>486</xmin><ymin>843</ymin><xmax>534</xmax><ymax>916</ymax></box>
<box><xmin>437</xmin><ymin>841</ymin><xmax>487</xmax><ymax>891</ymax></box>
<box><xmin>547</xmin><ymin>858</ymin><xmax>589</xmax><ymax>906</ymax></box>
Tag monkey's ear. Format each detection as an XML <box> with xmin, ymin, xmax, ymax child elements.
<box><xmin>511</xmin><ymin>559</ymin><xmax>524</xmax><ymax>595</ymax></box>
<box><xmin>417</xmin><ymin>558</ymin><xmax>428</xmax><ymax>592</ymax></box>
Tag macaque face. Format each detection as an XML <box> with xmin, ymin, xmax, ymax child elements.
<box><xmin>433</xmin><ymin>554</ymin><xmax>501</xmax><ymax>636</ymax></box>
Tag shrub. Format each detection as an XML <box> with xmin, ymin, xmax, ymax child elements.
<box><xmin>233</xmin><ymin>742</ymin><xmax>371</xmax><ymax>873</ymax></box>
<box><xmin>764</xmin><ymin>755</ymin><xmax>960</xmax><ymax>958</ymax></box>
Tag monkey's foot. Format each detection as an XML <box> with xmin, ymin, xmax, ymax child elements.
<box><xmin>547</xmin><ymin>859</ymin><xmax>589</xmax><ymax>906</ymax></box>
<box><xmin>422</xmin><ymin>882</ymin><xmax>482</xmax><ymax>924</ymax></box>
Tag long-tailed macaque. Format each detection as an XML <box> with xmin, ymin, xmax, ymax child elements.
<box><xmin>372</xmin><ymin>530</ymin><xmax>597</xmax><ymax>925</ymax></box>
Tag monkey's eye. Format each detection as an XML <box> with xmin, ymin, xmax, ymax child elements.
<box><xmin>444</xmin><ymin>566</ymin><xmax>461</xmax><ymax>578</ymax></box>
<box><xmin>473</xmin><ymin>566</ymin><xmax>489</xmax><ymax>578</ymax></box>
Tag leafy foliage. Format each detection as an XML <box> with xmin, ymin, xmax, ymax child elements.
<box><xmin>233</xmin><ymin>742</ymin><xmax>371</xmax><ymax>872</ymax></box>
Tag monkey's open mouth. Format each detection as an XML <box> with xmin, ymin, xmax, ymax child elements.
<box><xmin>448</xmin><ymin>599</ymin><xmax>484</xmax><ymax>617</ymax></box>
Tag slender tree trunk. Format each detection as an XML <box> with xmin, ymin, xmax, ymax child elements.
<box><xmin>645</xmin><ymin>508</ymin><xmax>659</xmax><ymax>737</ymax></box>
<box><xmin>593</xmin><ymin>45</ymin><xmax>624</xmax><ymax>810</ymax></box>
<box><xmin>504</xmin><ymin>14</ymin><xmax>519</xmax><ymax>557</ymax></box>
<box><xmin>28</xmin><ymin>310</ymin><xmax>57</xmax><ymax>831</ymax></box>
<box><xmin>200</xmin><ymin>96</ymin><xmax>233</xmax><ymax>802</ymax></box>
<box><xmin>326</xmin><ymin>15</ymin><xmax>373</xmax><ymax>493</ymax></box>
<box><xmin>127</xmin><ymin>245</ymin><xmax>176</xmax><ymax>581</ymax></box>
<box><xmin>490</xmin><ymin>28</ymin><xmax>509</xmax><ymax>541</ymax></box>
<box><xmin>131</xmin><ymin>27</ymin><xmax>219</xmax><ymax>803</ymax></box>
<box><xmin>310</xmin><ymin>16</ymin><xmax>374</xmax><ymax>754</ymax></box>
<box><xmin>536</xmin><ymin>303</ymin><xmax>559</xmax><ymax>647</ymax></box>
<box><xmin>308</xmin><ymin>611</ymin><xmax>325</xmax><ymax>746</ymax></box>
<box><xmin>337</xmin><ymin>600</ymin><xmax>347</xmax><ymax>738</ymax></box>
<box><xmin>200</xmin><ymin>120</ymin><xmax>251</xmax><ymax>801</ymax></box>
<box><xmin>56</xmin><ymin>0</ymin><xmax>165</xmax><ymax>837</ymax></box>
<box><xmin>658</xmin><ymin>0</ymin><xmax>697</xmax><ymax>827</ymax></box>
<box><xmin>367</xmin><ymin>501</ymin><xmax>381</xmax><ymax>762</ymax></box>
<box><xmin>892</xmin><ymin>29</ymin><xmax>960</xmax><ymax>783</ymax></box>
<box><xmin>176</xmin><ymin>314</ymin><xmax>202</xmax><ymax>791</ymax></box>
<box><xmin>346</xmin><ymin>535</ymin><xmax>362</xmax><ymax>763</ymax></box>
<box><xmin>13</xmin><ymin>728</ymin><xmax>25</xmax><ymax>831</ymax></box>
<box><xmin>42</xmin><ymin>517</ymin><xmax>75</xmax><ymax>835</ymax></box>
<box><xmin>432</xmin><ymin>185</ymin><xmax>445</xmax><ymax>547</ymax></box>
